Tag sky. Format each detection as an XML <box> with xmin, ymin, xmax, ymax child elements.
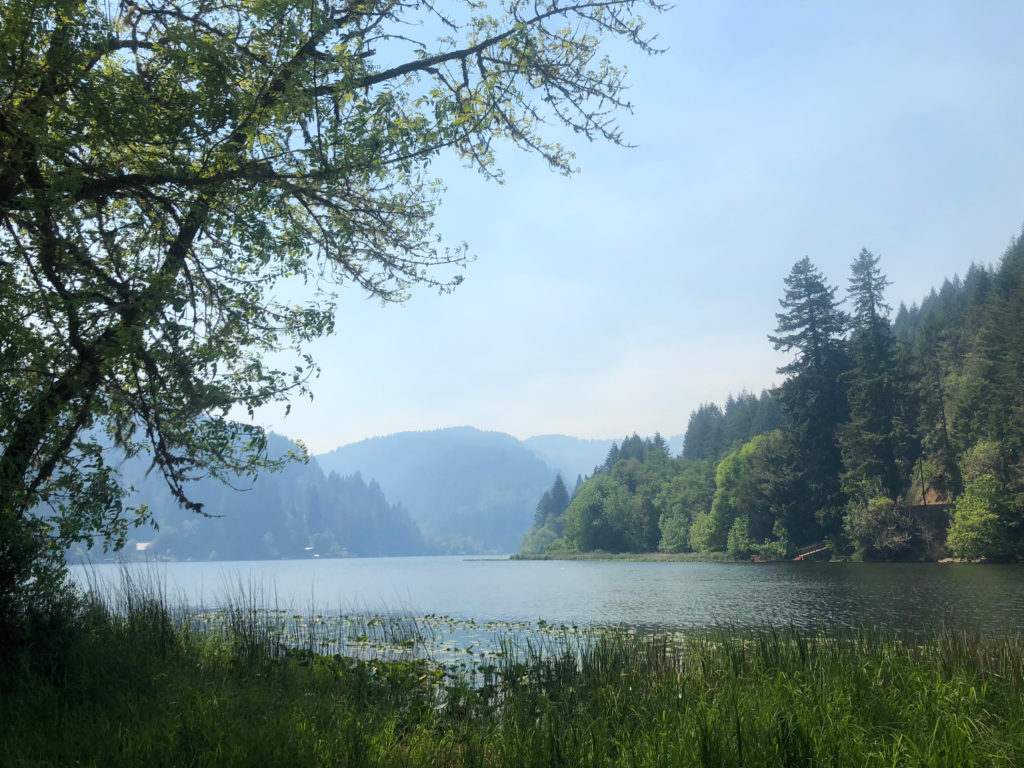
<box><xmin>256</xmin><ymin>0</ymin><xmax>1024</xmax><ymax>454</ymax></box>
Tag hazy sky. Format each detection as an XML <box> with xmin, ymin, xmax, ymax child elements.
<box><xmin>256</xmin><ymin>1</ymin><xmax>1024</xmax><ymax>454</ymax></box>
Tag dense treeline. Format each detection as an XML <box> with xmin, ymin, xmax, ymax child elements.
<box><xmin>521</xmin><ymin>237</ymin><xmax>1024</xmax><ymax>560</ymax></box>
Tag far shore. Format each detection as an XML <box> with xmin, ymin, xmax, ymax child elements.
<box><xmin>510</xmin><ymin>551</ymin><xmax>746</xmax><ymax>563</ymax></box>
<box><xmin>510</xmin><ymin>552</ymin><xmax>1014</xmax><ymax>564</ymax></box>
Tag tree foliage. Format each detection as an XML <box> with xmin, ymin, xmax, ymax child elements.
<box><xmin>520</xmin><ymin>473</ymin><xmax>571</xmax><ymax>554</ymax></box>
<box><xmin>534</xmin><ymin>474</ymin><xmax>570</xmax><ymax>529</ymax></box>
<box><xmin>945</xmin><ymin>474</ymin><xmax>1016</xmax><ymax>561</ymax></box>
<box><xmin>681</xmin><ymin>391</ymin><xmax>786</xmax><ymax>463</ymax></box>
<box><xmin>656</xmin><ymin>459</ymin><xmax>715</xmax><ymax>553</ymax></box>
<box><xmin>0</xmin><ymin>0</ymin><xmax>666</xmax><ymax>610</ymax></box>
<box><xmin>769</xmin><ymin>257</ymin><xmax>849</xmax><ymax>521</ymax></box>
<box><xmin>839</xmin><ymin>250</ymin><xmax>918</xmax><ymax>504</ymax></box>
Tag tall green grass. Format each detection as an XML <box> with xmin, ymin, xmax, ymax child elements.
<box><xmin>3</xmin><ymin>573</ymin><xmax>1022</xmax><ymax>767</ymax></box>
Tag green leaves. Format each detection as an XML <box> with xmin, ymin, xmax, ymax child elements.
<box><xmin>1</xmin><ymin>0</ymin><xmax>666</xmax><ymax>611</ymax></box>
<box><xmin>946</xmin><ymin>474</ymin><xmax>1016</xmax><ymax>561</ymax></box>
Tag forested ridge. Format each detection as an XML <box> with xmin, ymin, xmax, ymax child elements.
<box><xmin>317</xmin><ymin>427</ymin><xmax>564</xmax><ymax>554</ymax></box>
<box><xmin>521</xmin><ymin>238</ymin><xmax>1024</xmax><ymax>561</ymax></box>
<box><xmin>70</xmin><ymin>434</ymin><xmax>431</xmax><ymax>562</ymax></box>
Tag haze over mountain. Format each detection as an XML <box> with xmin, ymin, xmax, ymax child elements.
<box><xmin>315</xmin><ymin>427</ymin><xmax>682</xmax><ymax>554</ymax></box>
<box><xmin>521</xmin><ymin>435</ymin><xmax>617</xmax><ymax>485</ymax></box>
<box><xmin>70</xmin><ymin>434</ymin><xmax>431</xmax><ymax>562</ymax></box>
<box><xmin>317</xmin><ymin>427</ymin><xmax>563</xmax><ymax>553</ymax></box>
<box><xmin>72</xmin><ymin>428</ymin><xmax>676</xmax><ymax>561</ymax></box>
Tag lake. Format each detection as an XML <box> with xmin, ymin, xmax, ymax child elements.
<box><xmin>71</xmin><ymin>556</ymin><xmax>1024</xmax><ymax>635</ymax></box>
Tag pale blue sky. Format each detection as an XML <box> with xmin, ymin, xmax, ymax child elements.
<box><xmin>258</xmin><ymin>1</ymin><xmax>1024</xmax><ymax>453</ymax></box>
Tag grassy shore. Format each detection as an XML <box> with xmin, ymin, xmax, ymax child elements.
<box><xmin>3</xmin><ymin>580</ymin><xmax>1023</xmax><ymax>767</ymax></box>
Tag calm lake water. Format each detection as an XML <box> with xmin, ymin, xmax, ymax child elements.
<box><xmin>70</xmin><ymin>556</ymin><xmax>1024</xmax><ymax>635</ymax></box>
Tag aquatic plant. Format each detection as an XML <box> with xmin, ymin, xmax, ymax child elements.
<box><xmin>3</xmin><ymin>573</ymin><xmax>1022</xmax><ymax>766</ymax></box>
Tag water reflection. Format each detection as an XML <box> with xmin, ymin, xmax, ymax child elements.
<box><xmin>71</xmin><ymin>557</ymin><xmax>1024</xmax><ymax>635</ymax></box>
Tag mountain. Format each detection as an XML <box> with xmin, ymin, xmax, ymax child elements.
<box><xmin>317</xmin><ymin>427</ymin><xmax>561</xmax><ymax>553</ymax></box>
<box><xmin>70</xmin><ymin>433</ymin><xmax>432</xmax><ymax>562</ymax></box>
<box><xmin>72</xmin><ymin>426</ymin><xmax>677</xmax><ymax>561</ymax></box>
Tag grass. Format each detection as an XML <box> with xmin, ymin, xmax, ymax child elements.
<box><xmin>3</xmin><ymin>574</ymin><xmax>1023</xmax><ymax>767</ymax></box>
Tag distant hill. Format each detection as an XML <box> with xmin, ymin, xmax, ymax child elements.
<box><xmin>70</xmin><ymin>433</ymin><xmax>431</xmax><ymax>562</ymax></box>
<box><xmin>314</xmin><ymin>427</ymin><xmax>687</xmax><ymax>554</ymax></box>
<box><xmin>317</xmin><ymin>427</ymin><xmax>561</xmax><ymax>553</ymax></box>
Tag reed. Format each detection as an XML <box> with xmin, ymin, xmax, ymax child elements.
<box><xmin>3</xmin><ymin>573</ymin><xmax>1022</xmax><ymax>767</ymax></box>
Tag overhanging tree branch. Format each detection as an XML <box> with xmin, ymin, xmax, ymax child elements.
<box><xmin>0</xmin><ymin>0</ymin><xmax>665</xmax><ymax>606</ymax></box>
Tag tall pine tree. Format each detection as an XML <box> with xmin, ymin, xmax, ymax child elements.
<box><xmin>769</xmin><ymin>257</ymin><xmax>850</xmax><ymax>535</ymax></box>
<box><xmin>840</xmin><ymin>249</ymin><xmax>918</xmax><ymax>503</ymax></box>
<box><xmin>534</xmin><ymin>474</ymin><xmax>571</xmax><ymax>532</ymax></box>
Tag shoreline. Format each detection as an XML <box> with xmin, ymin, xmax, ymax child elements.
<box><xmin>7</xmin><ymin>597</ymin><xmax>1023</xmax><ymax>766</ymax></box>
<box><xmin>510</xmin><ymin>551</ymin><xmax>745</xmax><ymax>563</ymax></box>
<box><xmin>511</xmin><ymin>552</ymin><xmax>1019</xmax><ymax>564</ymax></box>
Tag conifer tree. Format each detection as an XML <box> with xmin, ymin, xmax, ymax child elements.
<box><xmin>769</xmin><ymin>257</ymin><xmax>849</xmax><ymax>528</ymax></box>
<box><xmin>573</xmin><ymin>475</ymin><xmax>585</xmax><ymax>499</ymax></box>
<box><xmin>967</xmin><ymin>236</ymin><xmax>1024</xmax><ymax>462</ymax></box>
<box><xmin>550</xmin><ymin>474</ymin><xmax>571</xmax><ymax>519</ymax></box>
<box><xmin>840</xmin><ymin>250</ymin><xmax>918</xmax><ymax>503</ymax></box>
<box><xmin>533</xmin><ymin>474</ymin><xmax>571</xmax><ymax>532</ymax></box>
<box><xmin>682</xmin><ymin>403</ymin><xmax>725</xmax><ymax>461</ymax></box>
<box><xmin>600</xmin><ymin>443</ymin><xmax>622</xmax><ymax>473</ymax></box>
<box><xmin>911</xmin><ymin>311</ymin><xmax>961</xmax><ymax>496</ymax></box>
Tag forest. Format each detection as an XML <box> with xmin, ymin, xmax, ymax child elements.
<box><xmin>66</xmin><ymin>433</ymin><xmax>432</xmax><ymax>562</ymax></box>
<box><xmin>521</xmin><ymin>238</ymin><xmax>1024</xmax><ymax>561</ymax></box>
<box><xmin>317</xmin><ymin>428</ymin><xmax>565</xmax><ymax>554</ymax></box>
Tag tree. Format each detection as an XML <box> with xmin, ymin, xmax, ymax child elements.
<box><xmin>839</xmin><ymin>249</ymin><xmax>918</xmax><ymax>503</ymax></box>
<box><xmin>533</xmin><ymin>474</ymin><xmax>570</xmax><ymax>531</ymax></box>
<box><xmin>702</xmin><ymin>430</ymin><xmax>805</xmax><ymax>554</ymax></box>
<box><xmin>966</xmin><ymin>235</ymin><xmax>1024</xmax><ymax>462</ymax></box>
<box><xmin>726</xmin><ymin>515</ymin><xmax>757</xmax><ymax>558</ymax></box>
<box><xmin>843</xmin><ymin>496</ymin><xmax>917</xmax><ymax>561</ymax></box>
<box><xmin>656</xmin><ymin>459</ymin><xmax>716</xmax><ymax>553</ymax></box>
<box><xmin>911</xmin><ymin>311</ymin><xmax>961</xmax><ymax>496</ymax></box>
<box><xmin>945</xmin><ymin>474</ymin><xmax>1016</xmax><ymax>561</ymax></box>
<box><xmin>704</xmin><ymin>439</ymin><xmax>759</xmax><ymax>551</ymax></box>
<box><xmin>768</xmin><ymin>257</ymin><xmax>849</xmax><ymax>526</ymax></box>
<box><xmin>769</xmin><ymin>258</ymin><xmax>849</xmax><ymax>419</ymax></box>
<box><xmin>600</xmin><ymin>442</ymin><xmax>622</xmax><ymax>473</ymax></box>
<box><xmin>561</xmin><ymin>475</ymin><xmax>626</xmax><ymax>553</ymax></box>
<box><xmin>0</xmin><ymin>0</ymin><xmax>666</xmax><ymax>620</ymax></box>
<box><xmin>681</xmin><ymin>403</ymin><xmax>725</xmax><ymax>461</ymax></box>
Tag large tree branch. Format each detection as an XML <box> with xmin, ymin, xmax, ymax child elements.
<box><xmin>335</xmin><ymin>0</ymin><xmax>660</xmax><ymax>93</ymax></box>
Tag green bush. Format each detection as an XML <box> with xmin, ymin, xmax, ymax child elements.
<box><xmin>726</xmin><ymin>515</ymin><xmax>756</xmax><ymax>557</ymax></box>
<box><xmin>946</xmin><ymin>473</ymin><xmax>1015</xmax><ymax>560</ymax></box>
